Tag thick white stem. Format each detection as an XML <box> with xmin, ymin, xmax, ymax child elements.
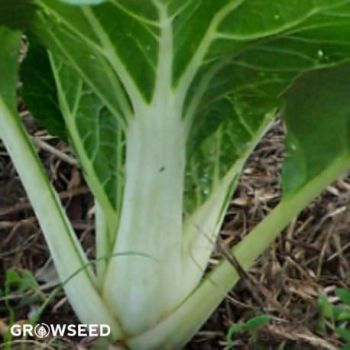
<box><xmin>103</xmin><ymin>101</ymin><xmax>186</xmax><ymax>335</ymax></box>
<box><xmin>0</xmin><ymin>98</ymin><xmax>123</xmax><ymax>338</ymax></box>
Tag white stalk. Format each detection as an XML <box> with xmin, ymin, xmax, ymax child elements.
<box><xmin>103</xmin><ymin>3</ymin><xmax>189</xmax><ymax>335</ymax></box>
<box><xmin>95</xmin><ymin>199</ymin><xmax>110</xmax><ymax>284</ymax></box>
<box><xmin>103</xmin><ymin>100</ymin><xmax>186</xmax><ymax>335</ymax></box>
<box><xmin>0</xmin><ymin>98</ymin><xmax>123</xmax><ymax>338</ymax></box>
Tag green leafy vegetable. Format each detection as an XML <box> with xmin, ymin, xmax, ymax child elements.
<box><xmin>1</xmin><ymin>0</ymin><xmax>350</xmax><ymax>348</ymax></box>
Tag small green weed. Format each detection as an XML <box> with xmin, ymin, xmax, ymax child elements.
<box><xmin>1</xmin><ymin>268</ymin><xmax>60</xmax><ymax>349</ymax></box>
<box><xmin>316</xmin><ymin>288</ymin><xmax>350</xmax><ymax>350</ymax></box>
<box><xmin>226</xmin><ymin>314</ymin><xmax>271</xmax><ymax>348</ymax></box>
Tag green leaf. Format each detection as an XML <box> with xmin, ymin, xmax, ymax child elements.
<box><xmin>283</xmin><ymin>62</ymin><xmax>350</xmax><ymax>195</ymax></box>
<box><xmin>0</xmin><ymin>27</ymin><xmax>21</xmax><ymax>112</ymax></box>
<box><xmin>227</xmin><ymin>323</ymin><xmax>245</xmax><ymax>345</ymax></box>
<box><xmin>315</xmin><ymin>319</ymin><xmax>327</xmax><ymax>333</ymax></box>
<box><xmin>337</xmin><ymin>289</ymin><xmax>350</xmax><ymax>307</ymax></box>
<box><xmin>21</xmin><ymin>38</ymin><xmax>67</xmax><ymax>140</ymax></box>
<box><xmin>173</xmin><ymin>0</ymin><xmax>343</xmax><ymax>82</ymax></box>
<box><xmin>318</xmin><ymin>294</ymin><xmax>334</xmax><ymax>320</ymax></box>
<box><xmin>0</xmin><ymin>0</ymin><xmax>35</xmax><ymax>30</ymax></box>
<box><xmin>180</xmin><ymin>0</ymin><xmax>350</xmax><ymax>289</ymax></box>
<box><xmin>337</xmin><ymin>327</ymin><xmax>350</xmax><ymax>343</ymax></box>
<box><xmin>33</xmin><ymin>0</ymin><xmax>158</xmax><ymax>104</ymax></box>
<box><xmin>244</xmin><ymin>315</ymin><xmax>271</xmax><ymax>331</ymax></box>
<box><xmin>30</xmin><ymin>0</ymin><xmax>350</xmax><ymax>223</ymax></box>
<box><xmin>226</xmin><ymin>316</ymin><xmax>270</xmax><ymax>347</ymax></box>
<box><xmin>0</xmin><ymin>26</ymin><xmax>123</xmax><ymax>338</ymax></box>
<box><xmin>335</xmin><ymin>308</ymin><xmax>350</xmax><ymax>322</ymax></box>
<box><xmin>49</xmin><ymin>56</ymin><xmax>124</xmax><ymax>233</ymax></box>
<box><xmin>5</xmin><ymin>269</ymin><xmax>39</xmax><ymax>297</ymax></box>
<box><xmin>182</xmin><ymin>0</ymin><xmax>350</xmax><ymax>216</ymax></box>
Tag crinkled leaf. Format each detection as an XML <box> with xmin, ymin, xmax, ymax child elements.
<box><xmin>21</xmin><ymin>38</ymin><xmax>67</xmax><ymax>140</ymax></box>
<box><xmin>50</xmin><ymin>56</ymin><xmax>124</xmax><ymax>221</ymax></box>
<box><xmin>283</xmin><ymin>62</ymin><xmax>350</xmax><ymax>195</ymax></box>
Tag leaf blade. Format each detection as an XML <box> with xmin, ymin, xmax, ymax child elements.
<box><xmin>21</xmin><ymin>38</ymin><xmax>67</xmax><ymax>140</ymax></box>
<box><xmin>283</xmin><ymin>63</ymin><xmax>350</xmax><ymax>195</ymax></box>
<box><xmin>0</xmin><ymin>0</ymin><xmax>35</xmax><ymax>30</ymax></box>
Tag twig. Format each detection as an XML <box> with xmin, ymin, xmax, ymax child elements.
<box><xmin>0</xmin><ymin>217</ymin><xmax>35</xmax><ymax>230</ymax></box>
<box><xmin>265</xmin><ymin>324</ymin><xmax>339</xmax><ymax>350</ymax></box>
<box><xmin>32</xmin><ymin>137</ymin><xmax>77</xmax><ymax>166</ymax></box>
<box><xmin>0</xmin><ymin>186</ymin><xmax>89</xmax><ymax>217</ymax></box>
<box><xmin>217</xmin><ymin>242</ymin><xmax>267</xmax><ymax>313</ymax></box>
<box><xmin>218</xmin><ymin>241</ymin><xmax>291</xmax><ymax>318</ymax></box>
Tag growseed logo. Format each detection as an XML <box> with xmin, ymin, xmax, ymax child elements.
<box><xmin>10</xmin><ymin>323</ymin><xmax>111</xmax><ymax>338</ymax></box>
<box><xmin>34</xmin><ymin>323</ymin><xmax>50</xmax><ymax>338</ymax></box>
